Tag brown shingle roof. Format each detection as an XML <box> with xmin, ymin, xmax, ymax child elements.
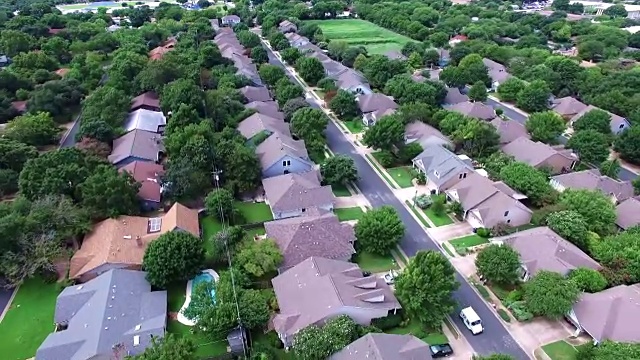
<box><xmin>491</xmin><ymin>117</ymin><xmax>530</xmax><ymax>144</ymax></box>
<box><xmin>245</xmin><ymin>101</ymin><xmax>285</xmax><ymax>120</ymax></box>
<box><xmin>551</xmin><ymin>170</ymin><xmax>633</xmax><ymax>202</ymax></box>
<box><xmin>272</xmin><ymin>257</ymin><xmax>400</xmax><ymax>340</ymax></box>
<box><xmin>130</xmin><ymin>91</ymin><xmax>161</xmax><ymax>111</ymax></box>
<box><xmin>11</xmin><ymin>101</ymin><xmax>27</xmax><ymax>113</ymax></box>
<box><xmin>551</xmin><ymin>96</ymin><xmax>588</xmax><ymax>117</ymax></box>
<box><xmin>119</xmin><ymin>161</ymin><xmax>164</xmax><ymax>202</ymax></box>
<box><xmin>55</xmin><ymin>68</ymin><xmax>70</xmax><ymax>77</ymax></box>
<box><xmin>69</xmin><ymin>203</ymin><xmax>199</xmax><ymax>279</ymax></box>
<box><xmin>262</xmin><ymin>170</ymin><xmax>334</xmax><ymax>213</ymax></box>
<box><xmin>572</xmin><ymin>284</ymin><xmax>640</xmax><ymax>343</ymax></box>
<box><xmin>483</xmin><ymin>58</ymin><xmax>511</xmax><ymax>83</ymax></box>
<box><xmin>238</xmin><ymin>113</ymin><xmax>291</xmax><ymax>139</ymax></box>
<box><xmin>357</xmin><ymin>93</ymin><xmax>398</xmax><ymax>114</ymax></box>
<box><xmin>502</xmin><ymin>227</ymin><xmax>600</xmax><ymax>276</ymax></box>
<box><xmin>331</xmin><ymin>333</ymin><xmax>431</xmax><ymax>360</ymax></box>
<box><xmin>444</xmin><ymin>87</ymin><xmax>468</xmax><ymax>104</ymax></box>
<box><xmin>264</xmin><ymin>213</ymin><xmax>355</xmax><ymax>269</ymax></box>
<box><xmin>448</xmin><ymin>101</ymin><xmax>496</xmax><ymax>120</ymax></box>
<box><xmin>615</xmin><ymin>197</ymin><xmax>640</xmax><ymax>230</ymax></box>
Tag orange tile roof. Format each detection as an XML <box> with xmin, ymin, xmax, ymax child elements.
<box><xmin>69</xmin><ymin>203</ymin><xmax>199</xmax><ymax>279</ymax></box>
<box><xmin>55</xmin><ymin>68</ymin><xmax>70</xmax><ymax>77</ymax></box>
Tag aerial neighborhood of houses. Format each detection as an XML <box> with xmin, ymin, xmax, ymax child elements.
<box><xmin>3</xmin><ymin>1</ymin><xmax>640</xmax><ymax>360</ymax></box>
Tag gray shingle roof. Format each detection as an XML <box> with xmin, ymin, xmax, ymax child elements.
<box><xmin>447</xmin><ymin>101</ymin><xmax>495</xmax><ymax>120</ymax></box>
<box><xmin>552</xmin><ymin>170</ymin><xmax>633</xmax><ymax>202</ymax></box>
<box><xmin>357</xmin><ymin>93</ymin><xmax>398</xmax><ymax>114</ymax></box>
<box><xmin>36</xmin><ymin>269</ymin><xmax>167</xmax><ymax>360</ymax></box>
<box><xmin>444</xmin><ymin>87</ymin><xmax>468</xmax><ymax>104</ymax></box>
<box><xmin>336</xmin><ymin>69</ymin><xmax>369</xmax><ymax>90</ymax></box>
<box><xmin>238</xmin><ymin>113</ymin><xmax>291</xmax><ymax>139</ymax></box>
<box><xmin>245</xmin><ymin>101</ymin><xmax>285</xmax><ymax>120</ymax></box>
<box><xmin>240</xmin><ymin>86</ymin><xmax>272</xmax><ymax>103</ymax></box>
<box><xmin>262</xmin><ymin>170</ymin><xmax>334</xmax><ymax>213</ymax></box>
<box><xmin>412</xmin><ymin>144</ymin><xmax>473</xmax><ymax>188</ymax></box>
<box><xmin>108</xmin><ymin>130</ymin><xmax>164</xmax><ymax>165</ymax></box>
<box><xmin>615</xmin><ymin>197</ymin><xmax>640</xmax><ymax>229</ymax></box>
<box><xmin>551</xmin><ymin>96</ymin><xmax>588</xmax><ymax>117</ymax></box>
<box><xmin>501</xmin><ymin>136</ymin><xmax>577</xmax><ymax>168</ymax></box>
<box><xmin>256</xmin><ymin>133</ymin><xmax>310</xmax><ymax>170</ymax></box>
<box><xmin>490</xmin><ymin>117</ymin><xmax>529</xmax><ymax>144</ymax></box>
<box><xmin>404</xmin><ymin>121</ymin><xmax>452</xmax><ymax>148</ymax></box>
<box><xmin>265</xmin><ymin>213</ymin><xmax>355</xmax><ymax>268</ymax></box>
<box><xmin>331</xmin><ymin>333</ymin><xmax>431</xmax><ymax>360</ymax></box>
<box><xmin>384</xmin><ymin>50</ymin><xmax>407</xmax><ymax>60</ymax></box>
<box><xmin>483</xmin><ymin>58</ymin><xmax>511</xmax><ymax>83</ymax></box>
<box><xmin>124</xmin><ymin>109</ymin><xmax>166</xmax><ymax>134</ymax></box>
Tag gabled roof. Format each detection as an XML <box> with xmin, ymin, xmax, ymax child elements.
<box><xmin>272</xmin><ymin>257</ymin><xmax>400</xmax><ymax>338</ymax></box>
<box><xmin>119</xmin><ymin>161</ymin><xmax>164</xmax><ymax>202</ymax></box>
<box><xmin>572</xmin><ymin>284</ymin><xmax>640</xmax><ymax>343</ymax></box>
<box><xmin>483</xmin><ymin>58</ymin><xmax>511</xmax><ymax>83</ymax></box>
<box><xmin>568</xmin><ymin>105</ymin><xmax>629</xmax><ymax>130</ymax></box>
<box><xmin>130</xmin><ymin>91</ymin><xmax>160</xmax><ymax>111</ymax></box>
<box><xmin>551</xmin><ymin>96</ymin><xmax>588</xmax><ymax>117</ymax></box>
<box><xmin>222</xmin><ymin>14</ymin><xmax>241</xmax><ymax>22</ymax></box>
<box><xmin>404</xmin><ymin>121</ymin><xmax>452</xmax><ymax>148</ymax></box>
<box><xmin>551</xmin><ymin>169</ymin><xmax>633</xmax><ymax>202</ymax></box>
<box><xmin>69</xmin><ymin>203</ymin><xmax>199</xmax><ymax>279</ymax></box>
<box><xmin>412</xmin><ymin>144</ymin><xmax>473</xmax><ymax>188</ymax></box>
<box><xmin>357</xmin><ymin>93</ymin><xmax>398</xmax><ymax>114</ymax></box>
<box><xmin>245</xmin><ymin>101</ymin><xmax>285</xmax><ymax>120</ymax></box>
<box><xmin>321</xmin><ymin>59</ymin><xmax>348</xmax><ymax>77</ymax></box>
<box><xmin>148</xmin><ymin>38</ymin><xmax>176</xmax><ymax>61</ymax></box>
<box><xmin>615</xmin><ymin>197</ymin><xmax>640</xmax><ymax>230</ymax></box>
<box><xmin>336</xmin><ymin>69</ymin><xmax>369</xmax><ymax>90</ymax></box>
<box><xmin>265</xmin><ymin>214</ymin><xmax>355</xmax><ymax>269</ymax></box>
<box><xmin>36</xmin><ymin>269</ymin><xmax>167</xmax><ymax>360</ymax></box>
<box><xmin>502</xmin><ymin>227</ymin><xmax>600</xmax><ymax>276</ymax></box>
<box><xmin>490</xmin><ymin>117</ymin><xmax>529</xmax><ymax>144</ymax></box>
<box><xmin>447</xmin><ymin>101</ymin><xmax>495</xmax><ymax>120</ymax></box>
<box><xmin>384</xmin><ymin>50</ymin><xmax>407</xmax><ymax>60</ymax></box>
<box><xmin>240</xmin><ymin>86</ymin><xmax>272</xmax><ymax>103</ymax></box>
<box><xmin>501</xmin><ymin>136</ymin><xmax>578</xmax><ymax>167</ymax></box>
<box><xmin>256</xmin><ymin>133</ymin><xmax>310</xmax><ymax>170</ymax></box>
<box><xmin>238</xmin><ymin>113</ymin><xmax>291</xmax><ymax>139</ymax></box>
<box><xmin>108</xmin><ymin>130</ymin><xmax>164</xmax><ymax>165</ymax></box>
<box><xmin>331</xmin><ymin>333</ymin><xmax>431</xmax><ymax>360</ymax></box>
<box><xmin>444</xmin><ymin>87</ymin><xmax>468</xmax><ymax>105</ymax></box>
<box><xmin>11</xmin><ymin>100</ymin><xmax>27</xmax><ymax>113</ymax></box>
<box><xmin>262</xmin><ymin>170</ymin><xmax>334</xmax><ymax>213</ymax></box>
<box><xmin>124</xmin><ymin>109</ymin><xmax>166</xmax><ymax>134</ymax></box>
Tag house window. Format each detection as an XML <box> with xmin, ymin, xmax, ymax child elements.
<box><xmin>458</xmin><ymin>174</ymin><xmax>462</xmax><ymax>179</ymax></box>
<box><xmin>619</xmin><ymin>123</ymin><xmax>625</xmax><ymax>129</ymax></box>
<box><xmin>148</xmin><ymin>218</ymin><xmax>162</xmax><ymax>233</ymax></box>
<box><xmin>504</xmin><ymin>211</ymin><xmax>509</xmax><ymax>217</ymax></box>
<box><xmin>507</xmin><ymin>219</ymin><xmax>511</xmax><ymax>224</ymax></box>
<box><xmin>463</xmin><ymin>173</ymin><xmax>467</xmax><ymax>179</ymax></box>
<box><xmin>301</xmin><ymin>208</ymin><xmax>306</xmax><ymax>213</ymax></box>
<box><xmin>282</xmin><ymin>160</ymin><xmax>291</xmax><ymax>166</ymax></box>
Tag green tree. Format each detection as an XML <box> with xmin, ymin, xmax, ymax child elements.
<box><xmin>81</xmin><ymin>86</ymin><xmax>131</xmax><ymax>129</ymax></box>
<box><xmin>222</xmin><ymin>143</ymin><xmax>262</xmax><ymax>193</ymax></box>
<box><xmin>525</xmin><ymin>111</ymin><xmax>565</xmax><ymax>143</ymax></box>
<box><xmin>291</xmin><ymin>108</ymin><xmax>328</xmax><ymax>140</ymax></box>
<box><xmin>407</xmin><ymin>52</ymin><xmax>423</xmax><ymax>70</ymax></box>
<box><xmin>258</xmin><ymin>64</ymin><xmax>287</xmax><ymax>87</ymax></box>
<box><xmin>516</xmin><ymin>80</ymin><xmax>551</xmax><ymax>113</ymax></box>
<box><xmin>280</xmin><ymin>47</ymin><xmax>301</xmax><ymax>64</ymax></box>
<box><xmin>604</xmin><ymin>4</ymin><xmax>628</xmax><ymax>17</ymax></box>
<box><xmin>568</xmin><ymin>267</ymin><xmax>607</xmax><ymax>293</ymax></box>
<box><xmin>143</xmin><ymin>231</ymin><xmax>205</xmax><ymax>289</ymax></box>
<box><xmin>362</xmin><ymin>115</ymin><xmax>404</xmax><ymax>151</ymax></box>
<box><xmin>205</xmin><ymin>188</ymin><xmax>234</xmax><ymax>222</ymax></box>
<box><xmin>275</xmin><ymin>79</ymin><xmax>303</xmax><ymax>106</ymax></box>
<box><xmin>567</xmin><ymin>130</ymin><xmax>610</xmax><ymax>165</ymax></box>
<box><xmin>283</xmin><ymin>97</ymin><xmax>309</xmax><ymax>121</ymax></box>
<box><xmin>237</xmin><ymin>30</ymin><xmax>261</xmax><ymax>48</ymax></box>
<box><xmin>599</xmin><ymin>159</ymin><xmax>620</xmax><ymax>178</ymax></box>
<box><xmin>523</xmin><ymin>271</ymin><xmax>579</xmax><ymax>319</ymax></box>
<box><xmin>573</xmin><ymin>109</ymin><xmax>612</xmax><ymax>135</ymax></box>
<box><xmin>0</xmin><ymin>30</ymin><xmax>35</xmax><ymax>56</ymax></box>
<box><xmin>475</xmin><ymin>244</ymin><xmax>522</xmax><ymax>285</ymax></box>
<box><xmin>450</xmin><ymin>119</ymin><xmax>500</xmax><ymax>158</ymax></box>
<box><xmin>395</xmin><ymin>250</ymin><xmax>459</xmax><ymax>328</ymax></box>
<box><xmin>235</xmin><ymin>239</ymin><xmax>283</xmax><ymax>277</ymax></box>
<box><xmin>472</xmin><ymin>355</ymin><xmax>516</xmax><ymax>360</ymax></box>
<box><xmin>500</xmin><ymin>162</ymin><xmax>556</xmax><ymax>207</ymax></box>
<box><xmin>251</xmin><ymin>47</ymin><xmax>269</xmax><ymax>64</ymax></box>
<box><xmin>591</xmin><ymin>231</ymin><xmax>640</xmax><ymax>284</ymax></box>
<box><xmin>484</xmin><ymin>151</ymin><xmax>515</xmax><ymax>178</ymax></box>
<box><xmin>328</xmin><ymin>90</ymin><xmax>359</xmax><ymax>119</ymax></box>
<box><xmin>292</xmin><ymin>316</ymin><xmax>361</xmax><ymax>360</ymax></box>
<box><xmin>468</xmin><ymin>81</ymin><xmax>488</xmax><ymax>102</ymax></box>
<box><xmin>457</xmin><ymin>54</ymin><xmax>491</xmax><ymax>86</ymax></box>
<box><xmin>161</xmin><ymin>79</ymin><xmax>204</xmax><ymax>114</ymax></box>
<box><xmin>354</xmin><ymin>206</ymin><xmax>405</xmax><ymax>255</ymax></box>
<box><xmin>132</xmin><ymin>334</ymin><xmax>196</xmax><ymax>360</ymax></box>
<box><xmin>614</xmin><ymin>126</ymin><xmax>640</xmax><ymax>164</ymax></box>
<box><xmin>560</xmin><ymin>189</ymin><xmax>616</xmax><ymax>235</ymax></box>
<box><xmin>79</xmin><ymin>165</ymin><xmax>141</xmax><ymax>220</ymax></box>
<box><xmin>163</xmin><ymin>157</ymin><xmax>211</xmax><ymax>202</ymax></box>
<box><xmin>295</xmin><ymin>57</ymin><xmax>325</xmax><ymax>85</ymax></box>
<box><xmin>0</xmin><ymin>169</ymin><xmax>19</xmax><ymax>197</ymax></box>
<box><xmin>321</xmin><ymin>155</ymin><xmax>358</xmax><ymax>185</ymax></box>
<box><xmin>5</xmin><ymin>112</ymin><xmax>59</xmax><ymax>147</ymax></box>
<box><xmin>546</xmin><ymin>210</ymin><xmax>589</xmax><ymax>250</ymax></box>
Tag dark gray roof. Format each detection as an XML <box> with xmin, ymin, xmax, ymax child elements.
<box><xmin>616</xmin><ymin>197</ymin><xmax>640</xmax><ymax>229</ymax></box>
<box><xmin>336</xmin><ymin>69</ymin><xmax>369</xmax><ymax>90</ymax></box>
<box><xmin>245</xmin><ymin>101</ymin><xmax>285</xmax><ymax>120</ymax></box>
<box><xmin>240</xmin><ymin>86</ymin><xmax>272</xmax><ymax>102</ymax></box>
<box><xmin>262</xmin><ymin>170</ymin><xmax>334</xmax><ymax>213</ymax></box>
<box><xmin>256</xmin><ymin>133</ymin><xmax>311</xmax><ymax>170</ymax></box>
<box><xmin>238</xmin><ymin>113</ymin><xmax>291</xmax><ymax>139</ymax></box>
<box><xmin>108</xmin><ymin>130</ymin><xmax>164</xmax><ymax>165</ymax></box>
<box><xmin>331</xmin><ymin>333</ymin><xmax>431</xmax><ymax>360</ymax></box>
<box><xmin>490</xmin><ymin>117</ymin><xmax>529</xmax><ymax>145</ymax></box>
<box><xmin>447</xmin><ymin>101</ymin><xmax>495</xmax><ymax>120</ymax></box>
<box><xmin>444</xmin><ymin>87</ymin><xmax>468</xmax><ymax>105</ymax></box>
<box><xmin>412</xmin><ymin>144</ymin><xmax>473</xmax><ymax>188</ymax></box>
<box><xmin>36</xmin><ymin>269</ymin><xmax>167</xmax><ymax>360</ymax></box>
<box><xmin>551</xmin><ymin>169</ymin><xmax>633</xmax><ymax>202</ymax></box>
<box><xmin>357</xmin><ymin>93</ymin><xmax>398</xmax><ymax>114</ymax></box>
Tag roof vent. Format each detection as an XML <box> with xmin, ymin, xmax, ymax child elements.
<box><xmin>123</xmin><ymin>235</ymin><xmax>132</xmax><ymax>239</ymax></box>
<box><xmin>134</xmin><ymin>335</ymin><xmax>140</xmax><ymax>346</ymax></box>
<box><xmin>135</xmin><ymin>324</ymin><xmax>141</xmax><ymax>331</ymax></box>
<box><xmin>77</xmin><ymin>285</ymin><xmax>83</xmax><ymax>290</ymax></box>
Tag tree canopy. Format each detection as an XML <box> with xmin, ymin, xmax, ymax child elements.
<box><xmin>354</xmin><ymin>206</ymin><xmax>404</xmax><ymax>255</ymax></box>
<box><xmin>143</xmin><ymin>231</ymin><xmax>205</xmax><ymax>289</ymax></box>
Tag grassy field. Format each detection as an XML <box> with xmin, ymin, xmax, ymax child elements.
<box><xmin>387</xmin><ymin>167</ymin><xmax>416</xmax><ymax>188</ymax></box>
<box><xmin>423</xmin><ymin>207</ymin><xmax>454</xmax><ymax>226</ymax></box>
<box><xmin>167</xmin><ymin>320</ymin><xmax>229</xmax><ymax>358</ymax></box>
<box><xmin>354</xmin><ymin>251</ymin><xmax>398</xmax><ymax>272</ymax></box>
<box><xmin>234</xmin><ymin>201</ymin><xmax>273</xmax><ymax>223</ymax></box>
<box><xmin>305</xmin><ymin>19</ymin><xmax>415</xmax><ymax>54</ymax></box>
<box><xmin>0</xmin><ymin>278</ymin><xmax>62</xmax><ymax>360</ymax></box>
<box><xmin>542</xmin><ymin>340</ymin><xmax>581</xmax><ymax>360</ymax></box>
<box><xmin>343</xmin><ymin>119</ymin><xmax>364</xmax><ymax>134</ymax></box>
<box><xmin>449</xmin><ymin>234</ymin><xmax>488</xmax><ymax>248</ymax></box>
<box><xmin>335</xmin><ymin>206</ymin><xmax>365</xmax><ymax>221</ymax></box>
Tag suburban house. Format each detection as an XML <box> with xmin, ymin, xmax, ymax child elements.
<box><xmin>271</xmin><ymin>257</ymin><xmax>401</xmax><ymax>347</ymax></box>
<box><xmin>124</xmin><ymin>109</ymin><xmax>167</xmax><ymax>134</ymax></box>
<box><xmin>240</xmin><ymin>86</ymin><xmax>272</xmax><ymax>103</ymax></box>
<box><xmin>279</xmin><ymin>20</ymin><xmax>297</xmax><ymax>33</ymax></box>
<box><xmin>130</xmin><ymin>91</ymin><xmax>161</xmax><ymax>112</ymax></box>
<box><xmin>0</xmin><ymin>55</ymin><xmax>11</xmax><ymax>68</ymax></box>
<box><xmin>412</xmin><ymin>69</ymin><xmax>442</xmax><ymax>83</ymax></box>
<box><xmin>446</xmin><ymin>172</ymin><xmax>532</xmax><ymax>229</ymax></box>
<box><xmin>550</xmin><ymin>169</ymin><xmax>634</xmax><ymax>203</ymax></box>
<box><xmin>615</xmin><ymin>197</ymin><xmax>640</xmax><ymax>230</ymax></box>
<box><xmin>404</xmin><ymin>121</ymin><xmax>453</xmax><ymax>149</ymax></box>
<box><xmin>236</xmin><ymin>62</ymin><xmax>262</xmax><ymax>86</ymax></box>
<box><xmin>119</xmin><ymin>161</ymin><xmax>165</xmax><ymax>211</ymax></box>
<box><xmin>384</xmin><ymin>50</ymin><xmax>407</xmax><ymax>61</ymax></box>
<box><xmin>501</xmin><ymin>136</ymin><xmax>578</xmax><ymax>175</ymax></box>
<box><xmin>148</xmin><ymin>38</ymin><xmax>176</xmax><ymax>61</ymax></box>
<box><xmin>264</xmin><ymin>212</ymin><xmax>355</xmax><ymax>269</ymax></box>
<box><xmin>285</xmin><ymin>33</ymin><xmax>310</xmax><ymax>48</ymax></box>
<box><xmin>69</xmin><ymin>202</ymin><xmax>199</xmax><ymax>282</ymax></box>
<box><xmin>490</xmin><ymin>117</ymin><xmax>530</xmax><ymax>145</ymax></box>
<box><xmin>336</xmin><ymin>70</ymin><xmax>372</xmax><ymax>94</ymax></box>
<box><xmin>357</xmin><ymin>93</ymin><xmax>399</xmax><ymax>126</ymax></box>
<box><xmin>320</xmin><ymin>58</ymin><xmax>350</xmax><ymax>79</ymax></box>
<box><xmin>444</xmin><ymin>87</ymin><xmax>469</xmax><ymax>105</ymax></box>
<box><xmin>482</xmin><ymin>58</ymin><xmax>511</xmax><ymax>91</ymax></box>
<box><xmin>262</xmin><ymin>170</ymin><xmax>334</xmax><ymax>219</ymax></box>
<box><xmin>238</xmin><ymin>113</ymin><xmax>291</xmax><ymax>140</ymax></box>
<box><xmin>209</xmin><ymin>18</ymin><xmax>220</xmax><ymax>31</ymax></box>
<box><xmin>567</xmin><ymin>284</ymin><xmax>640</xmax><ymax>344</ymax></box>
<box><xmin>331</xmin><ymin>334</ymin><xmax>431</xmax><ymax>360</ymax></box>
<box><xmin>256</xmin><ymin>133</ymin><xmax>314</xmax><ymax>178</ymax></box>
<box><xmin>412</xmin><ymin>144</ymin><xmax>474</xmax><ymax>194</ymax></box>
<box><xmin>448</xmin><ymin>34</ymin><xmax>468</xmax><ymax>46</ymax></box>
<box><xmin>568</xmin><ymin>105</ymin><xmax>631</xmax><ymax>135</ymax></box>
<box><xmin>221</xmin><ymin>14</ymin><xmax>241</xmax><ymax>26</ymax></box>
<box><xmin>447</xmin><ymin>101</ymin><xmax>496</xmax><ymax>120</ymax></box>
<box><xmin>493</xmin><ymin>227</ymin><xmax>600</xmax><ymax>281</ymax></box>
<box><xmin>108</xmin><ymin>129</ymin><xmax>165</xmax><ymax>168</ymax></box>
<box><xmin>35</xmin><ymin>269</ymin><xmax>167</xmax><ymax>360</ymax></box>
<box><xmin>550</xmin><ymin>96</ymin><xmax>588</xmax><ymax>120</ymax></box>
<box><xmin>245</xmin><ymin>101</ymin><xmax>285</xmax><ymax>120</ymax></box>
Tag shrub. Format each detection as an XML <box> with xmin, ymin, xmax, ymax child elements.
<box><xmin>476</xmin><ymin>227</ymin><xmax>491</xmax><ymax>238</ymax></box>
<box><xmin>455</xmin><ymin>247</ymin><xmax>468</xmax><ymax>256</ymax></box>
<box><xmin>371</xmin><ymin>313</ymin><xmax>403</xmax><ymax>330</ymax></box>
<box><xmin>413</xmin><ymin>194</ymin><xmax>432</xmax><ymax>209</ymax></box>
<box><xmin>416</xmin><ymin>172</ymin><xmax>426</xmax><ymax>185</ymax></box>
<box><xmin>414</xmin><ymin>329</ymin><xmax>428</xmax><ymax>339</ymax></box>
<box><xmin>376</xmin><ymin>151</ymin><xmax>395</xmax><ymax>168</ymax></box>
<box><xmin>497</xmin><ymin>308</ymin><xmax>511</xmax><ymax>322</ymax></box>
<box><xmin>504</xmin><ymin>289</ymin><xmax>524</xmax><ymax>306</ymax></box>
<box><xmin>508</xmin><ymin>301</ymin><xmax>533</xmax><ymax>322</ymax></box>
<box><xmin>491</xmin><ymin>222</ymin><xmax>514</xmax><ymax>236</ymax></box>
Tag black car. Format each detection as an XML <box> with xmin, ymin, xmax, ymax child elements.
<box><xmin>429</xmin><ymin>343</ymin><xmax>453</xmax><ymax>358</ymax></box>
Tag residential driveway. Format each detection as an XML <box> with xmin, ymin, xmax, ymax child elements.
<box><xmin>505</xmin><ymin>318</ymin><xmax>573</xmax><ymax>356</ymax></box>
<box><xmin>334</xmin><ymin>194</ymin><xmax>368</xmax><ymax>208</ymax></box>
<box><xmin>429</xmin><ymin>223</ymin><xmax>474</xmax><ymax>244</ymax></box>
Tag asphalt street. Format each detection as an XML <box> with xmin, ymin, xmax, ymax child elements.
<box><xmin>263</xmin><ymin>42</ymin><xmax>530</xmax><ymax>359</ymax></box>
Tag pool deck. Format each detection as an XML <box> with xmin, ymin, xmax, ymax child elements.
<box><xmin>177</xmin><ymin>269</ymin><xmax>220</xmax><ymax>326</ymax></box>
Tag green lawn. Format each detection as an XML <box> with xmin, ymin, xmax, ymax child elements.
<box><xmin>252</xmin><ymin>331</ymin><xmax>295</xmax><ymax>359</ymax></box>
<box><xmin>449</xmin><ymin>234</ymin><xmax>489</xmax><ymax>248</ymax></box>
<box><xmin>542</xmin><ymin>340</ymin><xmax>580</xmax><ymax>360</ymax></box>
<box><xmin>387</xmin><ymin>167</ymin><xmax>416</xmax><ymax>188</ymax></box>
<box><xmin>366</xmin><ymin>154</ymin><xmax>396</xmax><ymax>188</ymax></box>
<box><xmin>234</xmin><ymin>201</ymin><xmax>273</xmax><ymax>223</ymax></box>
<box><xmin>167</xmin><ymin>281</ymin><xmax>187</xmax><ymax>313</ymax></box>
<box><xmin>0</xmin><ymin>277</ymin><xmax>62</xmax><ymax>360</ymax></box>
<box><xmin>305</xmin><ymin>19</ymin><xmax>416</xmax><ymax>54</ymax></box>
<box><xmin>335</xmin><ymin>206</ymin><xmax>365</xmax><ymax>221</ymax></box>
<box><xmin>405</xmin><ymin>200</ymin><xmax>430</xmax><ymax>228</ymax></box>
<box><xmin>387</xmin><ymin>318</ymin><xmax>448</xmax><ymax>345</ymax></box>
<box><xmin>354</xmin><ymin>251</ymin><xmax>398</xmax><ymax>272</ymax></box>
<box><xmin>167</xmin><ymin>320</ymin><xmax>229</xmax><ymax>358</ymax></box>
<box><xmin>343</xmin><ymin>119</ymin><xmax>364</xmax><ymax>134</ymax></box>
<box><xmin>332</xmin><ymin>183</ymin><xmax>352</xmax><ymax>197</ymax></box>
<box><xmin>423</xmin><ymin>207</ymin><xmax>454</xmax><ymax>226</ymax></box>
<box><xmin>201</xmin><ymin>216</ymin><xmax>224</xmax><ymax>255</ymax></box>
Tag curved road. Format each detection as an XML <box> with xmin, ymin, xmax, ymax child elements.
<box><xmin>261</xmin><ymin>40</ymin><xmax>530</xmax><ymax>359</ymax></box>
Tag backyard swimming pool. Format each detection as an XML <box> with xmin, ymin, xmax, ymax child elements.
<box><xmin>177</xmin><ymin>269</ymin><xmax>219</xmax><ymax>326</ymax></box>
<box><xmin>191</xmin><ymin>272</ymin><xmax>217</xmax><ymax>301</ymax></box>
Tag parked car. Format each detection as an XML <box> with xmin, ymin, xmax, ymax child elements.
<box><xmin>383</xmin><ymin>270</ymin><xmax>399</xmax><ymax>284</ymax></box>
<box><xmin>460</xmin><ymin>307</ymin><xmax>483</xmax><ymax>335</ymax></box>
<box><xmin>429</xmin><ymin>343</ymin><xmax>454</xmax><ymax>358</ymax></box>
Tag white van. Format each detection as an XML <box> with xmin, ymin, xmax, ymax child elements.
<box><xmin>460</xmin><ymin>307</ymin><xmax>483</xmax><ymax>335</ymax></box>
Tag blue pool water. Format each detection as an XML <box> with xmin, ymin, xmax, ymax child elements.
<box><xmin>191</xmin><ymin>272</ymin><xmax>216</xmax><ymax>302</ymax></box>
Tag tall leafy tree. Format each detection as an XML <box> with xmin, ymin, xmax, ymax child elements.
<box><xmin>567</xmin><ymin>130</ymin><xmax>610</xmax><ymax>165</ymax></box>
<box><xmin>328</xmin><ymin>90</ymin><xmax>359</xmax><ymax>119</ymax></box>
<box><xmin>292</xmin><ymin>316</ymin><xmax>361</xmax><ymax>360</ymax></box>
<box><xmin>79</xmin><ymin>165</ymin><xmax>141</xmax><ymax>220</ymax></box>
<box><xmin>516</xmin><ymin>80</ymin><xmax>551</xmax><ymax>113</ymax></box>
<box><xmin>290</xmin><ymin>108</ymin><xmax>328</xmax><ymax>140</ymax></box>
<box><xmin>614</xmin><ymin>126</ymin><xmax>640</xmax><ymax>165</ymax></box>
<box><xmin>497</xmin><ymin>77</ymin><xmax>527</xmax><ymax>103</ymax></box>
<box><xmin>525</xmin><ymin>111</ymin><xmax>565</xmax><ymax>143</ymax></box>
<box><xmin>258</xmin><ymin>64</ymin><xmax>287</xmax><ymax>87</ymax></box>
<box><xmin>163</xmin><ymin>157</ymin><xmax>212</xmax><ymax>202</ymax></box>
<box><xmin>143</xmin><ymin>231</ymin><xmax>205</xmax><ymax>289</ymax></box>
<box><xmin>599</xmin><ymin>158</ymin><xmax>620</xmax><ymax>178</ymax></box>
<box><xmin>523</xmin><ymin>271</ymin><xmax>579</xmax><ymax>319</ymax></box>
<box><xmin>354</xmin><ymin>206</ymin><xmax>404</xmax><ymax>255</ymax></box>
<box><xmin>132</xmin><ymin>334</ymin><xmax>197</xmax><ymax>360</ymax></box>
<box><xmin>204</xmin><ymin>188</ymin><xmax>234</xmax><ymax>221</ymax></box>
<box><xmin>572</xmin><ymin>109</ymin><xmax>612</xmax><ymax>135</ymax></box>
<box><xmin>321</xmin><ymin>155</ymin><xmax>358</xmax><ymax>185</ymax></box>
<box><xmin>283</xmin><ymin>97</ymin><xmax>309</xmax><ymax>121</ymax></box>
<box><xmin>500</xmin><ymin>162</ymin><xmax>557</xmax><ymax>207</ymax></box>
<box><xmin>568</xmin><ymin>267</ymin><xmax>607</xmax><ymax>293</ymax></box>
<box><xmin>468</xmin><ymin>81</ymin><xmax>487</xmax><ymax>102</ymax></box>
<box><xmin>235</xmin><ymin>239</ymin><xmax>283</xmax><ymax>277</ymax></box>
<box><xmin>4</xmin><ymin>112</ymin><xmax>59</xmax><ymax>147</ymax></box>
<box><xmin>475</xmin><ymin>244</ymin><xmax>522</xmax><ymax>285</ymax></box>
<box><xmin>295</xmin><ymin>57</ymin><xmax>325</xmax><ymax>85</ymax></box>
<box><xmin>546</xmin><ymin>210</ymin><xmax>589</xmax><ymax>250</ymax></box>
<box><xmin>362</xmin><ymin>115</ymin><xmax>404</xmax><ymax>151</ymax></box>
<box><xmin>559</xmin><ymin>189</ymin><xmax>616</xmax><ymax>235</ymax></box>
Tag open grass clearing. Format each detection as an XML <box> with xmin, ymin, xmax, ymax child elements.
<box><xmin>335</xmin><ymin>206</ymin><xmax>365</xmax><ymax>221</ymax></box>
<box><xmin>305</xmin><ymin>19</ymin><xmax>415</xmax><ymax>54</ymax></box>
<box><xmin>234</xmin><ymin>201</ymin><xmax>273</xmax><ymax>223</ymax></box>
<box><xmin>0</xmin><ymin>277</ymin><xmax>62</xmax><ymax>360</ymax></box>
<box><xmin>541</xmin><ymin>340</ymin><xmax>582</xmax><ymax>360</ymax></box>
<box><xmin>167</xmin><ymin>320</ymin><xmax>229</xmax><ymax>358</ymax></box>
<box><xmin>342</xmin><ymin>119</ymin><xmax>364</xmax><ymax>134</ymax></box>
<box><xmin>353</xmin><ymin>251</ymin><xmax>398</xmax><ymax>273</ymax></box>
<box><xmin>387</xmin><ymin>167</ymin><xmax>416</xmax><ymax>188</ymax></box>
<box><xmin>423</xmin><ymin>206</ymin><xmax>454</xmax><ymax>227</ymax></box>
<box><xmin>449</xmin><ymin>234</ymin><xmax>488</xmax><ymax>249</ymax></box>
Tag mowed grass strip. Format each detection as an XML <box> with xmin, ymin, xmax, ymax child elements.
<box><xmin>304</xmin><ymin>19</ymin><xmax>415</xmax><ymax>54</ymax></box>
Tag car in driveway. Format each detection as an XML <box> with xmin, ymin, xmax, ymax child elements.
<box><xmin>383</xmin><ymin>270</ymin><xmax>399</xmax><ymax>284</ymax></box>
<box><xmin>429</xmin><ymin>343</ymin><xmax>453</xmax><ymax>358</ymax></box>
